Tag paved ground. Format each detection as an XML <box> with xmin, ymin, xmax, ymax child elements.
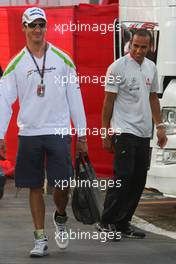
<box><xmin>0</xmin><ymin>178</ymin><xmax>176</xmax><ymax>264</ymax></box>
<box><xmin>136</xmin><ymin>189</ymin><xmax>176</xmax><ymax>232</ymax></box>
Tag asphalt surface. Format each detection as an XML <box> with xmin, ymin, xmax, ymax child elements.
<box><xmin>0</xmin><ymin>178</ymin><xmax>176</xmax><ymax>264</ymax></box>
<box><xmin>136</xmin><ymin>190</ymin><xmax>176</xmax><ymax>232</ymax></box>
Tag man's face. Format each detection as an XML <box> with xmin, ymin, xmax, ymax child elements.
<box><xmin>130</xmin><ymin>35</ymin><xmax>151</xmax><ymax>64</ymax></box>
<box><xmin>23</xmin><ymin>18</ymin><xmax>46</xmax><ymax>44</ymax></box>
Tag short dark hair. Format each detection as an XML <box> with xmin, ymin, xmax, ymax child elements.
<box><xmin>131</xmin><ymin>29</ymin><xmax>153</xmax><ymax>45</ymax></box>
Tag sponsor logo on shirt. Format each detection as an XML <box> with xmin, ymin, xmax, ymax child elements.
<box><xmin>106</xmin><ymin>71</ymin><xmax>121</xmax><ymax>86</ymax></box>
<box><xmin>146</xmin><ymin>77</ymin><xmax>152</xmax><ymax>87</ymax></box>
<box><xmin>27</xmin><ymin>69</ymin><xmax>33</xmax><ymax>78</ymax></box>
<box><xmin>27</xmin><ymin>67</ymin><xmax>56</xmax><ymax>78</ymax></box>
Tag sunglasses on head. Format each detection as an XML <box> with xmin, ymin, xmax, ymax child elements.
<box><xmin>26</xmin><ymin>22</ymin><xmax>46</xmax><ymax>29</ymax></box>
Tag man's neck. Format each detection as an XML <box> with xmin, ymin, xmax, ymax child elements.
<box><xmin>129</xmin><ymin>53</ymin><xmax>144</xmax><ymax>65</ymax></box>
<box><xmin>26</xmin><ymin>41</ymin><xmax>47</xmax><ymax>58</ymax></box>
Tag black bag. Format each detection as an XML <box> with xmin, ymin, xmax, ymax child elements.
<box><xmin>71</xmin><ymin>155</ymin><xmax>102</xmax><ymax>224</ymax></box>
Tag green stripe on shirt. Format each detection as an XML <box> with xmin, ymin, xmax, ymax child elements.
<box><xmin>51</xmin><ymin>47</ymin><xmax>75</xmax><ymax>69</ymax></box>
<box><xmin>3</xmin><ymin>51</ymin><xmax>25</xmax><ymax>77</ymax></box>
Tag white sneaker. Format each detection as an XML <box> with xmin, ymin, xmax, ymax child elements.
<box><xmin>30</xmin><ymin>237</ymin><xmax>48</xmax><ymax>257</ymax></box>
<box><xmin>53</xmin><ymin>211</ymin><xmax>69</xmax><ymax>249</ymax></box>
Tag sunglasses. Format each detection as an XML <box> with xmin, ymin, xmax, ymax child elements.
<box><xmin>26</xmin><ymin>22</ymin><xmax>46</xmax><ymax>29</ymax></box>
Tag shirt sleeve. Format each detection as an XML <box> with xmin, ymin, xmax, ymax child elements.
<box><xmin>66</xmin><ymin>65</ymin><xmax>87</xmax><ymax>137</ymax></box>
<box><xmin>151</xmin><ymin>66</ymin><xmax>159</xmax><ymax>93</ymax></box>
<box><xmin>105</xmin><ymin>63</ymin><xmax>121</xmax><ymax>93</ymax></box>
<box><xmin>0</xmin><ymin>71</ymin><xmax>17</xmax><ymax>139</ymax></box>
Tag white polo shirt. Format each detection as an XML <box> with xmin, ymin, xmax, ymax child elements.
<box><xmin>105</xmin><ymin>54</ymin><xmax>159</xmax><ymax>138</ymax></box>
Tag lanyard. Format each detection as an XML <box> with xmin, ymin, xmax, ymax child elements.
<box><xmin>27</xmin><ymin>43</ymin><xmax>47</xmax><ymax>84</ymax></box>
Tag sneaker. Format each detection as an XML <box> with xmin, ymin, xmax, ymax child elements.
<box><xmin>96</xmin><ymin>222</ymin><xmax>114</xmax><ymax>232</ymax></box>
<box><xmin>53</xmin><ymin>211</ymin><xmax>69</xmax><ymax>249</ymax></box>
<box><xmin>121</xmin><ymin>224</ymin><xmax>146</xmax><ymax>239</ymax></box>
<box><xmin>96</xmin><ymin>222</ymin><xmax>121</xmax><ymax>241</ymax></box>
<box><xmin>30</xmin><ymin>237</ymin><xmax>48</xmax><ymax>257</ymax></box>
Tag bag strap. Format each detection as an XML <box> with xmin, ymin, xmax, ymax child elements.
<box><xmin>75</xmin><ymin>154</ymin><xmax>90</xmax><ymax>179</ymax></box>
<box><xmin>75</xmin><ymin>156</ymin><xmax>81</xmax><ymax>179</ymax></box>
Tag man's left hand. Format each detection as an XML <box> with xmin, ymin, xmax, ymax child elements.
<box><xmin>76</xmin><ymin>138</ymin><xmax>88</xmax><ymax>157</ymax></box>
<box><xmin>157</xmin><ymin>127</ymin><xmax>168</xmax><ymax>148</ymax></box>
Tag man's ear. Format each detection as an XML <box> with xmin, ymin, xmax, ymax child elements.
<box><xmin>44</xmin><ymin>24</ymin><xmax>47</xmax><ymax>32</ymax></box>
<box><xmin>22</xmin><ymin>24</ymin><xmax>26</xmax><ymax>32</ymax></box>
<box><xmin>147</xmin><ymin>43</ymin><xmax>152</xmax><ymax>53</ymax></box>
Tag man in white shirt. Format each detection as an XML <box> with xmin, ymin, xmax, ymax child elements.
<box><xmin>0</xmin><ymin>7</ymin><xmax>87</xmax><ymax>257</ymax></box>
<box><xmin>97</xmin><ymin>29</ymin><xmax>167</xmax><ymax>239</ymax></box>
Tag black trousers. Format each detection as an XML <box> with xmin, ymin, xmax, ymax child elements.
<box><xmin>101</xmin><ymin>133</ymin><xmax>150</xmax><ymax>229</ymax></box>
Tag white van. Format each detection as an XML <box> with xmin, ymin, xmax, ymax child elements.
<box><xmin>114</xmin><ymin>0</ymin><xmax>176</xmax><ymax>196</ymax></box>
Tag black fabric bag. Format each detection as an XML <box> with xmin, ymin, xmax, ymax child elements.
<box><xmin>71</xmin><ymin>155</ymin><xmax>102</xmax><ymax>224</ymax></box>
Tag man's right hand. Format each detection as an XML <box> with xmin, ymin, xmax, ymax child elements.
<box><xmin>102</xmin><ymin>136</ymin><xmax>114</xmax><ymax>153</ymax></box>
<box><xmin>0</xmin><ymin>139</ymin><xmax>6</xmax><ymax>159</ymax></box>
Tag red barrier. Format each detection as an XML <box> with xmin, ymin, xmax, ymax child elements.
<box><xmin>74</xmin><ymin>4</ymin><xmax>118</xmax><ymax>177</ymax></box>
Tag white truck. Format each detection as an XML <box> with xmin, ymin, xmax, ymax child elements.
<box><xmin>114</xmin><ymin>0</ymin><xmax>176</xmax><ymax>196</ymax></box>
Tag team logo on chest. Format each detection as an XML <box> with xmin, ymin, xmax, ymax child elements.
<box><xmin>131</xmin><ymin>77</ymin><xmax>137</xmax><ymax>84</ymax></box>
<box><xmin>146</xmin><ymin>77</ymin><xmax>152</xmax><ymax>87</ymax></box>
<box><xmin>128</xmin><ymin>77</ymin><xmax>139</xmax><ymax>91</ymax></box>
